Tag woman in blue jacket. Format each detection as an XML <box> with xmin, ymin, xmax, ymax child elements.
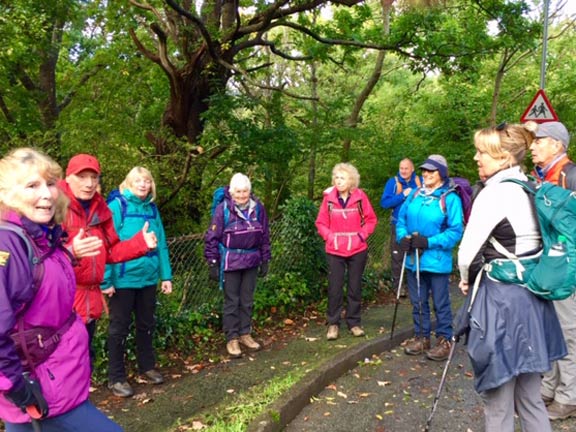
<box><xmin>104</xmin><ymin>167</ymin><xmax>173</xmax><ymax>398</ymax></box>
<box><xmin>396</xmin><ymin>155</ymin><xmax>463</xmax><ymax>361</ymax></box>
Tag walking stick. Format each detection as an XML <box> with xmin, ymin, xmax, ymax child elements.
<box><xmin>390</xmin><ymin>251</ymin><xmax>407</xmax><ymax>340</ymax></box>
<box><xmin>415</xmin><ymin>247</ymin><xmax>423</xmax><ymax>343</ymax></box>
<box><xmin>424</xmin><ymin>336</ymin><xmax>458</xmax><ymax>432</ymax></box>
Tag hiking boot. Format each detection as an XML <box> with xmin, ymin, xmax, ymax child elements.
<box><xmin>404</xmin><ymin>337</ymin><xmax>430</xmax><ymax>355</ymax></box>
<box><xmin>542</xmin><ymin>394</ymin><xmax>554</xmax><ymax>406</ymax></box>
<box><xmin>108</xmin><ymin>381</ymin><xmax>134</xmax><ymax>398</ymax></box>
<box><xmin>547</xmin><ymin>401</ymin><xmax>576</xmax><ymax>420</ymax></box>
<box><xmin>350</xmin><ymin>326</ymin><xmax>365</xmax><ymax>337</ymax></box>
<box><xmin>142</xmin><ymin>369</ymin><xmax>164</xmax><ymax>385</ymax></box>
<box><xmin>426</xmin><ymin>336</ymin><xmax>452</xmax><ymax>361</ymax></box>
<box><xmin>326</xmin><ymin>325</ymin><xmax>339</xmax><ymax>341</ymax></box>
<box><xmin>226</xmin><ymin>338</ymin><xmax>242</xmax><ymax>358</ymax></box>
<box><xmin>239</xmin><ymin>334</ymin><xmax>261</xmax><ymax>351</ymax></box>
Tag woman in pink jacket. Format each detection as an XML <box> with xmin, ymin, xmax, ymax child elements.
<box><xmin>315</xmin><ymin>163</ymin><xmax>378</xmax><ymax>341</ymax></box>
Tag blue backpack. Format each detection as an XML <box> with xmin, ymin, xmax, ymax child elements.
<box><xmin>106</xmin><ymin>189</ymin><xmax>158</xmax><ymax>228</ymax></box>
<box><xmin>210</xmin><ymin>186</ymin><xmax>260</xmax><ymax>227</ymax></box>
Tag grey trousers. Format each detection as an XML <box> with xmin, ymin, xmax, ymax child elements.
<box><xmin>222</xmin><ymin>267</ymin><xmax>258</xmax><ymax>341</ymax></box>
<box><xmin>541</xmin><ymin>295</ymin><xmax>576</xmax><ymax>405</ymax></box>
<box><xmin>481</xmin><ymin>373</ymin><xmax>551</xmax><ymax>432</ymax></box>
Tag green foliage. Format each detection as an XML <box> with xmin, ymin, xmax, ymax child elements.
<box><xmin>253</xmin><ymin>196</ymin><xmax>326</xmax><ymax>321</ymax></box>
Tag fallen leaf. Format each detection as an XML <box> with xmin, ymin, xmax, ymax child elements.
<box><xmin>337</xmin><ymin>391</ymin><xmax>347</xmax><ymax>399</ymax></box>
<box><xmin>323</xmin><ymin>412</ymin><xmax>331</xmax><ymax>417</ymax></box>
<box><xmin>305</xmin><ymin>337</ymin><xmax>319</xmax><ymax>342</ymax></box>
<box><xmin>192</xmin><ymin>420</ymin><xmax>207</xmax><ymax>430</ymax></box>
<box><xmin>326</xmin><ymin>384</ymin><xmax>337</xmax><ymax>391</ymax></box>
<box><xmin>377</xmin><ymin>381</ymin><xmax>391</xmax><ymax>387</ymax></box>
<box><xmin>375</xmin><ymin>414</ymin><xmax>383</xmax><ymax>420</ymax></box>
<box><xmin>284</xmin><ymin>318</ymin><xmax>294</xmax><ymax>325</ymax></box>
<box><xmin>226</xmin><ymin>389</ymin><xmax>235</xmax><ymax>394</ymax></box>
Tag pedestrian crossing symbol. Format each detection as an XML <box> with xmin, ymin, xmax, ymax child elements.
<box><xmin>520</xmin><ymin>89</ymin><xmax>558</xmax><ymax>123</ymax></box>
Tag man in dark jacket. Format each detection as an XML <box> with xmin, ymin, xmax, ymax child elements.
<box><xmin>380</xmin><ymin>159</ymin><xmax>422</xmax><ymax>296</ymax></box>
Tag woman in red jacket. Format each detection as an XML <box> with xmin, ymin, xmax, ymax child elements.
<box><xmin>315</xmin><ymin>163</ymin><xmax>378</xmax><ymax>341</ymax></box>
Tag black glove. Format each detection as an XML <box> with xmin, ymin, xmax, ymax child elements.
<box><xmin>208</xmin><ymin>261</ymin><xmax>219</xmax><ymax>281</ymax></box>
<box><xmin>412</xmin><ymin>235</ymin><xmax>429</xmax><ymax>250</ymax></box>
<box><xmin>259</xmin><ymin>261</ymin><xmax>269</xmax><ymax>278</ymax></box>
<box><xmin>399</xmin><ymin>236</ymin><xmax>412</xmax><ymax>253</ymax></box>
<box><xmin>6</xmin><ymin>375</ymin><xmax>48</xmax><ymax>418</ymax></box>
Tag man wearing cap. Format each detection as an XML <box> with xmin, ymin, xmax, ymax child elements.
<box><xmin>59</xmin><ymin>154</ymin><xmax>157</xmax><ymax>389</ymax></box>
<box><xmin>380</xmin><ymin>159</ymin><xmax>422</xmax><ymax>297</ymax></box>
<box><xmin>530</xmin><ymin>121</ymin><xmax>576</xmax><ymax>420</ymax></box>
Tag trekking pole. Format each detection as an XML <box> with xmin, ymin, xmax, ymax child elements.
<box><xmin>390</xmin><ymin>251</ymin><xmax>407</xmax><ymax>340</ymax></box>
<box><xmin>415</xmin><ymin>245</ymin><xmax>423</xmax><ymax>344</ymax></box>
<box><xmin>424</xmin><ymin>336</ymin><xmax>458</xmax><ymax>432</ymax></box>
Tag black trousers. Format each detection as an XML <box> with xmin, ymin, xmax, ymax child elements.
<box><xmin>107</xmin><ymin>285</ymin><xmax>157</xmax><ymax>382</ymax></box>
<box><xmin>222</xmin><ymin>267</ymin><xmax>258</xmax><ymax>341</ymax></box>
<box><xmin>326</xmin><ymin>250</ymin><xmax>368</xmax><ymax>329</ymax></box>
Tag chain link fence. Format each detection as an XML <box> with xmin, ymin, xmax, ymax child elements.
<box><xmin>166</xmin><ymin>216</ymin><xmax>393</xmax><ymax>313</ymax></box>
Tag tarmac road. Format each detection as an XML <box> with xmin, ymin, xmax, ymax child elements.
<box><xmin>284</xmin><ymin>337</ymin><xmax>575</xmax><ymax>432</ymax></box>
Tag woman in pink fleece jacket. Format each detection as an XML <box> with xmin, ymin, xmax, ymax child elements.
<box><xmin>315</xmin><ymin>163</ymin><xmax>378</xmax><ymax>341</ymax></box>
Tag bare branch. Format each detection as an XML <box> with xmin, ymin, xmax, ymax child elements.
<box><xmin>129</xmin><ymin>28</ymin><xmax>161</xmax><ymax>64</ymax></box>
<box><xmin>164</xmin><ymin>0</ymin><xmax>220</xmax><ymax>61</ymax></box>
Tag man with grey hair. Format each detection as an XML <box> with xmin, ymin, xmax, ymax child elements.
<box><xmin>530</xmin><ymin>121</ymin><xmax>576</xmax><ymax>420</ymax></box>
<box><xmin>380</xmin><ymin>159</ymin><xmax>422</xmax><ymax>296</ymax></box>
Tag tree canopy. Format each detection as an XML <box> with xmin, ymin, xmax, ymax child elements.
<box><xmin>0</xmin><ymin>0</ymin><xmax>575</xmax><ymax>234</ymax></box>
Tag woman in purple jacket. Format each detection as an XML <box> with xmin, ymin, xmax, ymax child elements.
<box><xmin>204</xmin><ymin>173</ymin><xmax>271</xmax><ymax>358</ymax></box>
<box><xmin>0</xmin><ymin>148</ymin><xmax>123</xmax><ymax>431</ymax></box>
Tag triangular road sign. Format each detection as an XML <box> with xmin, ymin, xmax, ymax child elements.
<box><xmin>520</xmin><ymin>89</ymin><xmax>559</xmax><ymax>123</ymax></box>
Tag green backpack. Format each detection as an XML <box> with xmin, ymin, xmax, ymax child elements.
<box><xmin>488</xmin><ymin>179</ymin><xmax>576</xmax><ymax>301</ymax></box>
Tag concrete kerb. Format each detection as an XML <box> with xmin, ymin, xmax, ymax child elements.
<box><xmin>246</xmin><ymin>326</ymin><xmax>415</xmax><ymax>432</ymax></box>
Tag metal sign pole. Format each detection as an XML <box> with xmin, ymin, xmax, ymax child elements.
<box><xmin>540</xmin><ymin>0</ymin><xmax>550</xmax><ymax>90</ymax></box>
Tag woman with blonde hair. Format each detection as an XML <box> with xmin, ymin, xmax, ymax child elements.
<box><xmin>0</xmin><ymin>148</ymin><xmax>122</xmax><ymax>431</ymax></box>
<box><xmin>104</xmin><ymin>166</ymin><xmax>172</xmax><ymax>398</ymax></box>
<box><xmin>458</xmin><ymin>123</ymin><xmax>566</xmax><ymax>431</ymax></box>
<box><xmin>315</xmin><ymin>163</ymin><xmax>378</xmax><ymax>341</ymax></box>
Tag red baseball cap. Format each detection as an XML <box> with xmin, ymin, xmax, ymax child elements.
<box><xmin>66</xmin><ymin>154</ymin><xmax>101</xmax><ymax>176</ymax></box>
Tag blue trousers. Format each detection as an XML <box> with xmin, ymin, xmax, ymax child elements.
<box><xmin>406</xmin><ymin>270</ymin><xmax>452</xmax><ymax>339</ymax></box>
<box><xmin>4</xmin><ymin>400</ymin><xmax>124</xmax><ymax>432</ymax></box>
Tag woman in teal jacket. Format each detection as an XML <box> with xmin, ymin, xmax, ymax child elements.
<box><xmin>396</xmin><ymin>155</ymin><xmax>463</xmax><ymax>362</ymax></box>
<box><xmin>103</xmin><ymin>167</ymin><xmax>173</xmax><ymax>398</ymax></box>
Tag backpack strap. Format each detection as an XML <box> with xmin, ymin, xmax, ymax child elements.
<box><xmin>560</xmin><ymin>162</ymin><xmax>576</xmax><ymax>190</ymax></box>
<box><xmin>0</xmin><ymin>224</ymin><xmax>46</xmax><ymax>372</ymax></box>
<box><xmin>0</xmin><ymin>224</ymin><xmax>43</xmax><ymax>295</ymax></box>
<box><xmin>394</xmin><ymin>176</ymin><xmax>403</xmax><ymax>195</ymax></box>
<box><xmin>327</xmin><ymin>200</ymin><xmax>364</xmax><ymax>227</ymax></box>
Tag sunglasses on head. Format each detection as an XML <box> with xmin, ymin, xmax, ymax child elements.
<box><xmin>496</xmin><ymin>121</ymin><xmax>511</xmax><ymax>138</ymax></box>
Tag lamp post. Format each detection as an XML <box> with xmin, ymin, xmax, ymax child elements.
<box><xmin>540</xmin><ymin>0</ymin><xmax>550</xmax><ymax>89</ymax></box>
